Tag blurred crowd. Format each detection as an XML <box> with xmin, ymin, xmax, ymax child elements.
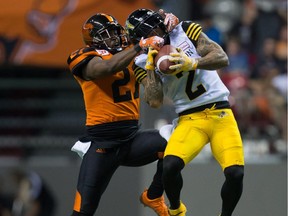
<box><xmin>0</xmin><ymin>0</ymin><xmax>285</xmax><ymax>160</ymax></box>
<box><xmin>156</xmin><ymin>0</ymin><xmax>287</xmax><ymax>151</ymax></box>
<box><xmin>0</xmin><ymin>169</ymin><xmax>56</xmax><ymax>216</ymax></box>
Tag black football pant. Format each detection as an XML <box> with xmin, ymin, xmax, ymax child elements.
<box><xmin>71</xmin><ymin>129</ymin><xmax>166</xmax><ymax>216</ymax></box>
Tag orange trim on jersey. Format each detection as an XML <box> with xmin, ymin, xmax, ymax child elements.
<box><xmin>73</xmin><ymin>190</ymin><xmax>81</xmax><ymax>212</ymax></box>
<box><xmin>69</xmin><ymin>50</ymin><xmax>100</xmax><ymax>71</ymax></box>
<box><xmin>75</xmin><ymin>63</ymin><xmax>140</xmax><ymax>125</ymax></box>
<box><xmin>68</xmin><ymin>47</ymin><xmax>140</xmax><ymax>126</ymax></box>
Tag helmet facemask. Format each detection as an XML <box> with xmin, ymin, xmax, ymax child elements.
<box><xmin>126</xmin><ymin>9</ymin><xmax>168</xmax><ymax>44</ymax></box>
<box><xmin>91</xmin><ymin>24</ymin><xmax>129</xmax><ymax>54</ymax></box>
<box><xmin>82</xmin><ymin>13</ymin><xmax>129</xmax><ymax>54</ymax></box>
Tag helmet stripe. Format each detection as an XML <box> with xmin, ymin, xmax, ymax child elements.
<box><xmin>100</xmin><ymin>13</ymin><xmax>114</xmax><ymax>23</ymax></box>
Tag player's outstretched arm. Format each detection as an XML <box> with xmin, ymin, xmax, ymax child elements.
<box><xmin>83</xmin><ymin>36</ymin><xmax>164</xmax><ymax>80</ymax></box>
<box><xmin>83</xmin><ymin>45</ymin><xmax>142</xmax><ymax>80</ymax></box>
<box><xmin>195</xmin><ymin>32</ymin><xmax>229</xmax><ymax>70</ymax></box>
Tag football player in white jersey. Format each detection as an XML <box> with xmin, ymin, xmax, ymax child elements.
<box><xmin>126</xmin><ymin>9</ymin><xmax>244</xmax><ymax>216</ymax></box>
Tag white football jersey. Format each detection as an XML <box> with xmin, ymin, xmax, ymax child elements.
<box><xmin>134</xmin><ymin>21</ymin><xmax>230</xmax><ymax>114</ymax></box>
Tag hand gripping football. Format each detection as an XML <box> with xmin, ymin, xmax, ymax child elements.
<box><xmin>154</xmin><ymin>45</ymin><xmax>177</xmax><ymax>74</ymax></box>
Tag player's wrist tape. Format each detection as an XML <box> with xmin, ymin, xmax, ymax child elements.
<box><xmin>192</xmin><ymin>59</ymin><xmax>198</xmax><ymax>70</ymax></box>
<box><xmin>134</xmin><ymin>68</ymin><xmax>147</xmax><ymax>83</ymax></box>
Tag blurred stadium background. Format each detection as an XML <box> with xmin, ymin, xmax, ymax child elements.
<box><xmin>0</xmin><ymin>0</ymin><xmax>286</xmax><ymax>215</ymax></box>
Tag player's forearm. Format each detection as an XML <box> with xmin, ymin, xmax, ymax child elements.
<box><xmin>108</xmin><ymin>45</ymin><xmax>141</xmax><ymax>73</ymax></box>
<box><xmin>142</xmin><ymin>70</ymin><xmax>163</xmax><ymax>108</ymax></box>
<box><xmin>196</xmin><ymin>33</ymin><xmax>229</xmax><ymax>70</ymax></box>
<box><xmin>84</xmin><ymin>45</ymin><xmax>141</xmax><ymax>79</ymax></box>
<box><xmin>196</xmin><ymin>50</ymin><xmax>229</xmax><ymax>70</ymax></box>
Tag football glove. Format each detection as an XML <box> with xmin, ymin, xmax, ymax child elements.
<box><xmin>139</xmin><ymin>36</ymin><xmax>164</xmax><ymax>51</ymax></box>
<box><xmin>169</xmin><ymin>48</ymin><xmax>198</xmax><ymax>73</ymax></box>
<box><xmin>164</xmin><ymin>13</ymin><xmax>179</xmax><ymax>32</ymax></box>
<box><xmin>145</xmin><ymin>47</ymin><xmax>158</xmax><ymax>71</ymax></box>
<box><xmin>158</xmin><ymin>9</ymin><xmax>179</xmax><ymax>32</ymax></box>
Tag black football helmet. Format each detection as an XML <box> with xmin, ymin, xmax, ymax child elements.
<box><xmin>125</xmin><ymin>9</ymin><xmax>168</xmax><ymax>44</ymax></box>
<box><xmin>82</xmin><ymin>13</ymin><xmax>129</xmax><ymax>54</ymax></box>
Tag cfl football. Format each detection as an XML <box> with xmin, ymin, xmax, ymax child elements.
<box><xmin>155</xmin><ymin>45</ymin><xmax>177</xmax><ymax>74</ymax></box>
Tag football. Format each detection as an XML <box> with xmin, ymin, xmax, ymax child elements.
<box><xmin>154</xmin><ymin>45</ymin><xmax>177</xmax><ymax>74</ymax></box>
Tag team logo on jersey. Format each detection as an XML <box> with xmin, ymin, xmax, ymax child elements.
<box><xmin>95</xmin><ymin>49</ymin><xmax>110</xmax><ymax>56</ymax></box>
<box><xmin>185</xmin><ymin>49</ymin><xmax>195</xmax><ymax>57</ymax></box>
<box><xmin>96</xmin><ymin>148</ymin><xmax>106</xmax><ymax>153</ymax></box>
<box><xmin>219</xmin><ymin>111</ymin><xmax>228</xmax><ymax>118</ymax></box>
<box><xmin>177</xmin><ymin>41</ymin><xmax>190</xmax><ymax>51</ymax></box>
<box><xmin>176</xmin><ymin>41</ymin><xmax>195</xmax><ymax>57</ymax></box>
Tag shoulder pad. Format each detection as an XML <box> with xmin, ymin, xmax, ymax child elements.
<box><xmin>181</xmin><ymin>21</ymin><xmax>202</xmax><ymax>41</ymax></box>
